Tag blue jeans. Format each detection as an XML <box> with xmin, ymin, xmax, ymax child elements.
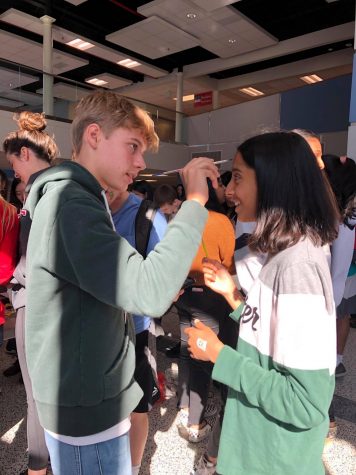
<box><xmin>45</xmin><ymin>431</ymin><xmax>132</xmax><ymax>475</ymax></box>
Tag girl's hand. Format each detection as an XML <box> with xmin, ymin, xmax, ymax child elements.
<box><xmin>185</xmin><ymin>319</ymin><xmax>224</xmax><ymax>363</ymax></box>
<box><xmin>202</xmin><ymin>258</ymin><xmax>244</xmax><ymax>309</ymax></box>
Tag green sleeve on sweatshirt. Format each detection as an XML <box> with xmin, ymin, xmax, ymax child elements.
<box><xmin>212</xmin><ymin>343</ymin><xmax>334</xmax><ymax>430</ymax></box>
<box><xmin>229</xmin><ymin>301</ymin><xmax>245</xmax><ymax>323</ymax></box>
<box><xmin>49</xmin><ymin>198</ymin><xmax>208</xmax><ymax>318</ymax></box>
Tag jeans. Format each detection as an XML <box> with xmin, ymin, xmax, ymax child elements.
<box><xmin>45</xmin><ymin>431</ymin><xmax>132</xmax><ymax>475</ymax></box>
<box><xmin>16</xmin><ymin>307</ymin><xmax>49</xmax><ymax>470</ymax></box>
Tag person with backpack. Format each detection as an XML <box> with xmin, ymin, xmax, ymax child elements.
<box><xmin>175</xmin><ymin>179</ymin><xmax>236</xmax><ymax>443</ymax></box>
<box><xmin>109</xmin><ymin>188</ymin><xmax>167</xmax><ymax>475</ymax></box>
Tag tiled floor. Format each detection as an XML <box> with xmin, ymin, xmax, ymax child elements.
<box><xmin>1</xmin><ymin>326</ymin><xmax>355</xmax><ymax>475</ymax></box>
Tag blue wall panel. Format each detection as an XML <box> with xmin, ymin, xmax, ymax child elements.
<box><xmin>280</xmin><ymin>74</ymin><xmax>351</xmax><ymax>133</ymax></box>
<box><xmin>349</xmin><ymin>54</ymin><xmax>356</xmax><ymax>123</ymax></box>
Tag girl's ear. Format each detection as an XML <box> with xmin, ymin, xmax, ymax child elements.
<box><xmin>20</xmin><ymin>146</ymin><xmax>30</xmax><ymax>161</ymax></box>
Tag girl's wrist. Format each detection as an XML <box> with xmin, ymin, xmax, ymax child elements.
<box><xmin>226</xmin><ymin>287</ymin><xmax>244</xmax><ymax>310</ymax></box>
<box><xmin>209</xmin><ymin>340</ymin><xmax>224</xmax><ymax>363</ymax></box>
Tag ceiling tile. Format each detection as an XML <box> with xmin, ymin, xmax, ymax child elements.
<box><xmin>138</xmin><ymin>0</ymin><xmax>277</xmax><ymax>58</ymax></box>
<box><xmin>0</xmin><ymin>30</ymin><xmax>88</xmax><ymax>75</ymax></box>
<box><xmin>191</xmin><ymin>1</ymin><xmax>240</xmax><ymax>13</ymax></box>
<box><xmin>0</xmin><ymin>8</ymin><xmax>167</xmax><ymax>79</ymax></box>
<box><xmin>37</xmin><ymin>82</ymin><xmax>90</xmax><ymax>101</ymax></box>
<box><xmin>64</xmin><ymin>0</ymin><xmax>88</xmax><ymax>5</ymax></box>
<box><xmin>0</xmin><ymin>67</ymin><xmax>38</xmax><ymax>92</ymax></box>
<box><xmin>86</xmin><ymin>73</ymin><xmax>132</xmax><ymax>89</ymax></box>
<box><xmin>106</xmin><ymin>16</ymin><xmax>200</xmax><ymax>59</ymax></box>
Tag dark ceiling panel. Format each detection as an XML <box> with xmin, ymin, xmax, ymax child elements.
<box><xmin>232</xmin><ymin>0</ymin><xmax>355</xmax><ymax>41</ymax></box>
<box><xmin>153</xmin><ymin>47</ymin><xmax>218</xmax><ymax>71</ymax></box>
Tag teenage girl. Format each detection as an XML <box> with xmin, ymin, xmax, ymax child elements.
<box><xmin>186</xmin><ymin>131</ymin><xmax>339</xmax><ymax>475</ymax></box>
<box><xmin>3</xmin><ymin>111</ymin><xmax>59</xmax><ymax>475</ymax></box>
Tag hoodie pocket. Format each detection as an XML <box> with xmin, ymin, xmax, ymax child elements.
<box><xmin>103</xmin><ymin>314</ymin><xmax>136</xmax><ymax>399</ymax></box>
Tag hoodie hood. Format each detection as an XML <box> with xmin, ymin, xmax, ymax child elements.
<box><xmin>25</xmin><ymin>161</ymin><xmax>104</xmax><ymax>219</ymax></box>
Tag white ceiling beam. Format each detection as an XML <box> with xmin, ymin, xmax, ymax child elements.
<box><xmin>184</xmin><ymin>22</ymin><xmax>355</xmax><ymax>78</ymax></box>
<box><xmin>218</xmin><ymin>49</ymin><xmax>353</xmax><ymax>91</ymax></box>
<box><xmin>117</xmin><ymin>70</ymin><xmax>218</xmax><ymax>95</ymax></box>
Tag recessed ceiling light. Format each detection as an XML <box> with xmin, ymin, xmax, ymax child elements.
<box><xmin>328</xmin><ymin>47</ymin><xmax>334</xmax><ymax>52</ymax></box>
<box><xmin>86</xmin><ymin>77</ymin><xmax>108</xmax><ymax>86</ymax></box>
<box><xmin>138</xmin><ymin>174</ymin><xmax>154</xmax><ymax>177</ymax></box>
<box><xmin>239</xmin><ymin>87</ymin><xmax>264</xmax><ymax>97</ymax></box>
<box><xmin>118</xmin><ymin>58</ymin><xmax>141</xmax><ymax>68</ymax></box>
<box><xmin>173</xmin><ymin>94</ymin><xmax>195</xmax><ymax>102</ymax></box>
<box><xmin>186</xmin><ymin>12</ymin><xmax>197</xmax><ymax>19</ymax></box>
<box><xmin>345</xmin><ymin>42</ymin><xmax>353</xmax><ymax>47</ymax></box>
<box><xmin>300</xmin><ymin>74</ymin><xmax>323</xmax><ymax>84</ymax></box>
<box><xmin>228</xmin><ymin>39</ymin><xmax>237</xmax><ymax>44</ymax></box>
<box><xmin>66</xmin><ymin>38</ymin><xmax>94</xmax><ymax>50</ymax></box>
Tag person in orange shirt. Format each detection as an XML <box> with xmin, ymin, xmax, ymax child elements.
<box><xmin>175</xmin><ymin>179</ymin><xmax>236</xmax><ymax>443</ymax></box>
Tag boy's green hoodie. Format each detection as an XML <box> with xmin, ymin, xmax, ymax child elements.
<box><xmin>25</xmin><ymin>161</ymin><xmax>208</xmax><ymax>437</ymax></box>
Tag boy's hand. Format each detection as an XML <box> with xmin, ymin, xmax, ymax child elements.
<box><xmin>185</xmin><ymin>319</ymin><xmax>224</xmax><ymax>363</ymax></box>
<box><xmin>181</xmin><ymin>157</ymin><xmax>219</xmax><ymax>206</ymax></box>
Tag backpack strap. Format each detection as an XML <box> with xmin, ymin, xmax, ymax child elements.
<box><xmin>135</xmin><ymin>200</ymin><xmax>158</xmax><ymax>258</ymax></box>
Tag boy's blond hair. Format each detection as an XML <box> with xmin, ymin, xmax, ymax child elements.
<box><xmin>72</xmin><ymin>91</ymin><xmax>159</xmax><ymax>154</ymax></box>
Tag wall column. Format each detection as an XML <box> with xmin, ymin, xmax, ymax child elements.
<box><xmin>41</xmin><ymin>15</ymin><xmax>55</xmax><ymax>116</ymax></box>
<box><xmin>213</xmin><ymin>90</ymin><xmax>219</xmax><ymax>110</ymax></box>
<box><xmin>175</xmin><ymin>70</ymin><xmax>183</xmax><ymax>143</ymax></box>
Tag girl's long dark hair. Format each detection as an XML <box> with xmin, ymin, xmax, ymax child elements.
<box><xmin>205</xmin><ymin>178</ymin><xmax>225</xmax><ymax>214</ymax></box>
<box><xmin>322</xmin><ymin>154</ymin><xmax>356</xmax><ymax>222</ymax></box>
<box><xmin>238</xmin><ymin>132</ymin><xmax>340</xmax><ymax>254</ymax></box>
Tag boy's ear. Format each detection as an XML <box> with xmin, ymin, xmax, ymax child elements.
<box><xmin>86</xmin><ymin>123</ymin><xmax>102</xmax><ymax>150</ymax></box>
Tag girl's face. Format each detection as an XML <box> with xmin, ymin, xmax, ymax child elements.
<box><xmin>227</xmin><ymin>152</ymin><xmax>257</xmax><ymax>222</ymax></box>
<box><xmin>15</xmin><ymin>181</ymin><xmax>26</xmax><ymax>204</ymax></box>
<box><xmin>7</xmin><ymin>148</ymin><xmax>32</xmax><ymax>184</ymax></box>
<box><xmin>215</xmin><ymin>179</ymin><xmax>226</xmax><ymax>204</ymax></box>
<box><xmin>305</xmin><ymin>137</ymin><xmax>324</xmax><ymax>170</ymax></box>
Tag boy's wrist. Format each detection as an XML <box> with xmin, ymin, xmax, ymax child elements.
<box><xmin>186</xmin><ymin>194</ymin><xmax>205</xmax><ymax>206</ymax></box>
